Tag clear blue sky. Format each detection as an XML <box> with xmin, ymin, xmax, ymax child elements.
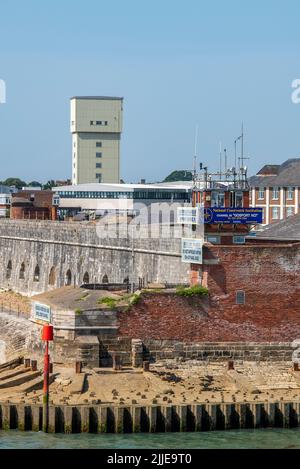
<box><xmin>1</xmin><ymin>0</ymin><xmax>300</xmax><ymax>183</ymax></box>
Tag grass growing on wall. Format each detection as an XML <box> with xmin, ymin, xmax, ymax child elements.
<box><xmin>129</xmin><ymin>292</ymin><xmax>141</xmax><ymax>305</ymax></box>
<box><xmin>176</xmin><ymin>285</ymin><xmax>209</xmax><ymax>297</ymax></box>
<box><xmin>98</xmin><ymin>291</ymin><xmax>142</xmax><ymax>310</ymax></box>
<box><xmin>98</xmin><ymin>297</ymin><xmax>118</xmax><ymax>309</ymax></box>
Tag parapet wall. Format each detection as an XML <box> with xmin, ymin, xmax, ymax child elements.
<box><xmin>0</xmin><ymin>220</ymin><xmax>189</xmax><ymax>295</ymax></box>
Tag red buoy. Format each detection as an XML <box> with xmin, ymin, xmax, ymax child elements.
<box><xmin>42</xmin><ymin>324</ymin><xmax>54</xmax><ymax>341</ymax></box>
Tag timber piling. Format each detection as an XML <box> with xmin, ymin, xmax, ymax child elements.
<box><xmin>0</xmin><ymin>401</ymin><xmax>300</xmax><ymax>433</ymax></box>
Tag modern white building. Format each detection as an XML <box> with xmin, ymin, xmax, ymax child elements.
<box><xmin>71</xmin><ymin>96</ymin><xmax>123</xmax><ymax>185</ymax></box>
<box><xmin>53</xmin><ymin>183</ymin><xmax>191</xmax><ymax>218</ymax></box>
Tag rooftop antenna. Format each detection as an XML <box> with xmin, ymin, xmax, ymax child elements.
<box><xmin>234</xmin><ymin>134</ymin><xmax>242</xmax><ymax>170</ymax></box>
<box><xmin>219</xmin><ymin>142</ymin><xmax>222</xmax><ymax>180</ymax></box>
<box><xmin>193</xmin><ymin>124</ymin><xmax>199</xmax><ymax>189</ymax></box>
<box><xmin>224</xmin><ymin>148</ymin><xmax>228</xmax><ymax>180</ymax></box>
<box><xmin>240</xmin><ymin>122</ymin><xmax>244</xmax><ymax>172</ymax></box>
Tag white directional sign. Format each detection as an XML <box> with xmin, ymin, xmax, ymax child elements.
<box><xmin>177</xmin><ymin>207</ymin><xmax>200</xmax><ymax>225</ymax></box>
<box><xmin>181</xmin><ymin>238</ymin><xmax>203</xmax><ymax>264</ymax></box>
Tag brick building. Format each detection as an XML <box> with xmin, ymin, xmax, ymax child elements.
<box><xmin>249</xmin><ymin>159</ymin><xmax>300</xmax><ymax>226</ymax></box>
<box><xmin>119</xmin><ymin>238</ymin><xmax>300</xmax><ymax>343</ymax></box>
<box><xmin>11</xmin><ymin>190</ymin><xmax>57</xmax><ymax>220</ymax></box>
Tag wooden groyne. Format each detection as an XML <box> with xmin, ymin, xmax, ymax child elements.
<box><xmin>0</xmin><ymin>401</ymin><xmax>300</xmax><ymax>433</ymax></box>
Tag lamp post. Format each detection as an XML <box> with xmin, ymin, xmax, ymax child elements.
<box><xmin>42</xmin><ymin>324</ymin><xmax>53</xmax><ymax>433</ymax></box>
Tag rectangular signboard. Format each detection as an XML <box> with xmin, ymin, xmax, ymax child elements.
<box><xmin>177</xmin><ymin>207</ymin><xmax>200</xmax><ymax>225</ymax></box>
<box><xmin>204</xmin><ymin>208</ymin><xmax>263</xmax><ymax>225</ymax></box>
<box><xmin>181</xmin><ymin>238</ymin><xmax>203</xmax><ymax>264</ymax></box>
<box><xmin>33</xmin><ymin>302</ymin><xmax>52</xmax><ymax>324</ymax></box>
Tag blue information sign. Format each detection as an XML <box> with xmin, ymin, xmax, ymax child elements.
<box><xmin>203</xmin><ymin>208</ymin><xmax>263</xmax><ymax>224</ymax></box>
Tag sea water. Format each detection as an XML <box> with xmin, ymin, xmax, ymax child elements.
<box><xmin>0</xmin><ymin>428</ymin><xmax>300</xmax><ymax>449</ymax></box>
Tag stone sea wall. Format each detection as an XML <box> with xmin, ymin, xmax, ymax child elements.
<box><xmin>0</xmin><ymin>220</ymin><xmax>189</xmax><ymax>295</ymax></box>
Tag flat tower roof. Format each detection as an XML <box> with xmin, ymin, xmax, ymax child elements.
<box><xmin>70</xmin><ymin>96</ymin><xmax>123</xmax><ymax>101</ymax></box>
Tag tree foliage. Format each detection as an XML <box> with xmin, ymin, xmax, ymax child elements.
<box><xmin>1</xmin><ymin>178</ymin><xmax>27</xmax><ymax>189</ymax></box>
<box><xmin>163</xmin><ymin>170</ymin><xmax>193</xmax><ymax>182</ymax></box>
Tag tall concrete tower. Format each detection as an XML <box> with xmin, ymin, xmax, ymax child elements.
<box><xmin>70</xmin><ymin>96</ymin><xmax>123</xmax><ymax>184</ymax></box>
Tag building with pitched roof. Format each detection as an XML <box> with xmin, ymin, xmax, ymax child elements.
<box><xmin>249</xmin><ymin>159</ymin><xmax>300</xmax><ymax>225</ymax></box>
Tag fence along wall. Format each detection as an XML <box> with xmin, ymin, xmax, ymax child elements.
<box><xmin>0</xmin><ymin>220</ymin><xmax>189</xmax><ymax>295</ymax></box>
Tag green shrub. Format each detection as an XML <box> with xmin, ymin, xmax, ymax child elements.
<box><xmin>98</xmin><ymin>297</ymin><xmax>117</xmax><ymax>309</ymax></box>
<box><xmin>75</xmin><ymin>308</ymin><xmax>82</xmax><ymax>315</ymax></box>
<box><xmin>176</xmin><ymin>285</ymin><xmax>209</xmax><ymax>297</ymax></box>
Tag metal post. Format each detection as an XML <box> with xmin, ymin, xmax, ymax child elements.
<box><xmin>224</xmin><ymin>148</ymin><xmax>228</xmax><ymax>180</ymax></box>
<box><xmin>234</xmin><ymin>139</ymin><xmax>237</xmax><ymax>171</ymax></box>
<box><xmin>219</xmin><ymin>141</ymin><xmax>222</xmax><ymax>179</ymax></box>
<box><xmin>241</xmin><ymin>122</ymin><xmax>244</xmax><ymax>172</ymax></box>
<box><xmin>43</xmin><ymin>341</ymin><xmax>49</xmax><ymax>432</ymax></box>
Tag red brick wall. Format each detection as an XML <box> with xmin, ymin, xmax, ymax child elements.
<box><xmin>118</xmin><ymin>243</ymin><xmax>300</xmax><ymax>342</ymax></box>
<box><xmin>11</xmin><ymin>206</ymin><xmax>50</xmax><ymax>220</ymax></box>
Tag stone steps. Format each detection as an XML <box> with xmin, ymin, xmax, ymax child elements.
<box><xmin>0</xmin><ymin>367</ymin><xmax>29</xmax><ymax>381</ymax></box>
<box><xmin>19</xmin><ymin>373</ymin><xmax>55</xmax><ymax>393</ymax></box>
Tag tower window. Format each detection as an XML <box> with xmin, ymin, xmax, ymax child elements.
<box><xmin>96</xmin><ymin>142</ymin><xmax>102</xmax><ymax>147</ymax></box>
<box><xmin>96</xmin><ymin>152</ymin><xmax>102</xmax><ymax>158</ymax></box>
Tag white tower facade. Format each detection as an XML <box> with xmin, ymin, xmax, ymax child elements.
<box><xmin>71</xmin><ymin>96</ymin><xmax>123</xmax><ymax>185</ymax></box>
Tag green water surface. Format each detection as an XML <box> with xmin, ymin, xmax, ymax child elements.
<box><xmin>0</xmin><ymin>428</ymin><xmax>299</xmax><ymax>449</ymax></box>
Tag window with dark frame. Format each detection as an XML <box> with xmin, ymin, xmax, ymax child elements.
<box><xmin>236</xmin><ymin>291</ymin><xmax>245</xmax><ymax>305</ymax></box>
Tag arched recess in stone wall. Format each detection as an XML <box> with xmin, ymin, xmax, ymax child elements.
<box><xmin>49</xmin><ymin>267</ymin><xmax>56</xmax><ymax>286</ymax></box>
<box><xmin>102</xmin><ymin>274</ymin><xmax>109</xmax><ymax>284</ymax></box>
<box><xmin>65</xmin><ymin>269</ymin><xmax>72</xmax><ymax>286</ymax></box>
<box><xmin>83</xmin><ymin>272</ymin><xmax>89</xmax><ymax>284</ymax></box>
<box><xmin>123</xmin><ymin>277</ymin><xmax>129</xmax><ymax>284</ymax></box>
<box><xmin>33</xmin><ymin>265</ymin><xmax>40</xmax><ymax>282</ymax></box>
<box><xmin>19</xmin><ymin>263</ymin><xmax>25</xmax><ymax>280</ymax></box>
<box><xmin>6</xmin><ymin>261</ymin><xmax>12</xmax><ymax>280</ymax></box>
